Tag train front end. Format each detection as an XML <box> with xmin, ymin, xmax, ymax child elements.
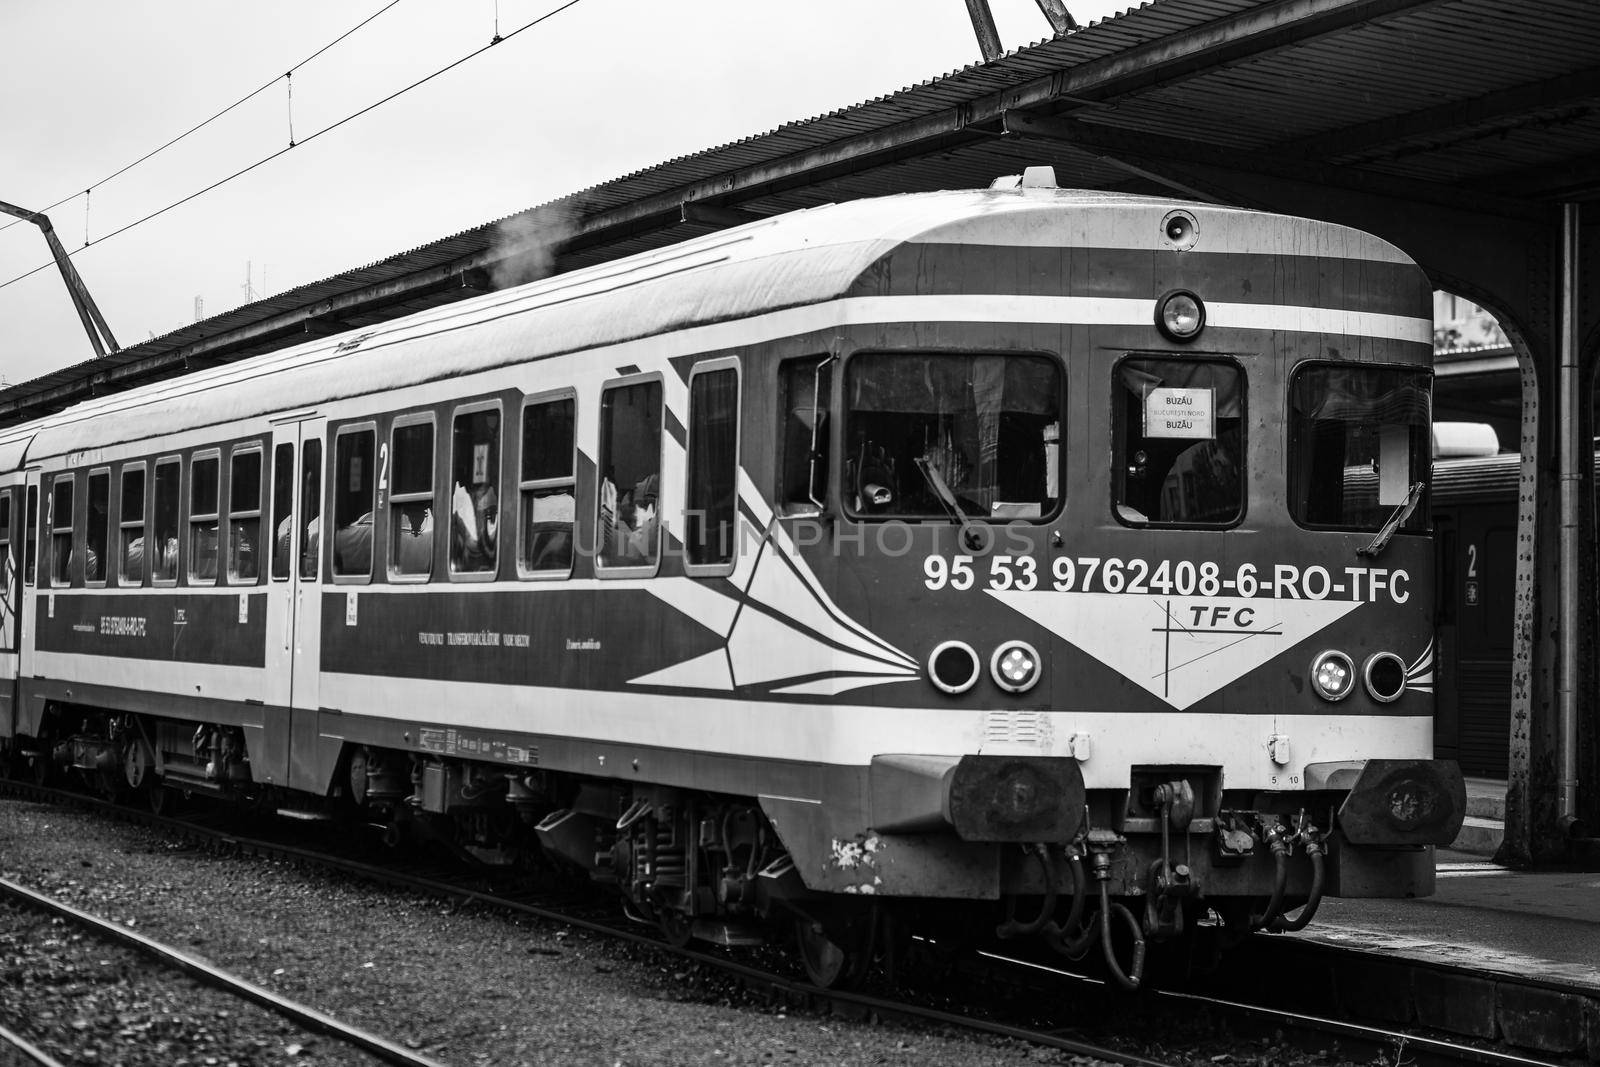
<box><xmin>773</xmin><ymin>183</ymin><xmax>1463</xmax><ymax>984</ymax></box>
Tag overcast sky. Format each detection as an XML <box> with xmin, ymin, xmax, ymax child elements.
<box><xmin>0</xmin><ymin>0</ymin><xmax>1132</xmax><ymax>385</ymax></box>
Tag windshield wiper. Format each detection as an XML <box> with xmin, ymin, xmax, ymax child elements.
<box><xmin>1358</xmin><ymin>481</ymin><xmax>1426</xmax><ymax>558</ymax></box>
<box><xmin>914</xmin><ymin>457</ymin><xmax>984</xmax><ymax>551</ymax></box>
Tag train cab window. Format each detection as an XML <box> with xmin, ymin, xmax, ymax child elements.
<box><xmin>449</xmin><ymin>406</ymin><xmax>501</xmax><ymax>577</ymax></box>
<box><xmin>518</xmin><ymin>396</ymin><xmax>574</xmax><ymax>578</ymax></box>
<box><xmin>597</xmin><ymin>379</ymin><xmax>663</xmax><ymax>573</ymax></box>
<box><xmin>86</xmin><ymin>470</ymin><xmax>110</xmax><ymax>585</ymax></box>
<box><xmin>49</xmin><ymin>475</ymin><xmax>74</xmax><ymax>587</ymax></box>
<box><xmin>686</xmin><ymin>363</ymin><xmax>739</xmax><ymax>570</ymax></box>
<box><xmin>844</xmin><ymin>353</ymin><xmax>1061</xmax><ymax>520</ymax></box>
<box><xmin>23</xmin><ymin>486</ymin><xmax>37</xmax><ymax>587</ymax></box>
<box><xmin>332</xmin><ymin>427</ymin><xmax>376</xmax><ymax>581</ymax></box>
<box><xmin>300</xmin><ymin>441</ymin><xmax>322</xmax><ymax>581</ymax></box>
<box><xmin>778</xmin><ymin>357</ymin><xmax>831</xmax><ymax>514</ymax></box>
<box><xmin>152</xmin><ymin>458</ymin><xmax>181</xmax><ymax>584</ymax></box>
<box><xmin>1289</xmin><ymin>366</ymin><xmax>1431</xmax><ymax>531</ymax></box>
<box><xmin>389</xmin><ymin>417</ymin><xmax>435</xmax><ymax>580</ymax></box>
<box><xmin>228</xmin><ymin>448</ymin><xmax>262</xmax><ymax>583</ymax></box>
<box><xmin>119</xmin><ymin>465</ymin><xmax>146</xmax><ymax>585</ymax></box>
<box><xmin>189</xmin><ymin>453</ymin><xmax>221</xmax><ymax>584</ymax></box>
<box><xmin>270</xmin><ymin>445</ymin><xmax>294</xmax><ymax>581</ymax></box>
<box><xmin>1113</xmin><ymin>359</ymin><xmax>1243</xmax><ymax>526</ymax></box>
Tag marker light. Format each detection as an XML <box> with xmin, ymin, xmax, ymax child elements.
<box><xmin>928</xmin><ymin>640</ymin><xmax>982</xmax><ymax>695</ymax></box>
<box><xmin>990</xmin><ymin>640</ymin><xmax>1042</xmax><ymax>693</ymax></box>
<box><xmin>1310</xmin><ymin>650</ymin><xmax>1356</xmax><ymax>702</ymax></box>
<box><xmin>1156</xmin><ymin>289</ymin><xmax>1206</xmax><ymax>342</ymax></box>
<box><xmin>1363</xmin><ymin>652</ymin><xmax>1408</xmax><ymax>703</ymax></box>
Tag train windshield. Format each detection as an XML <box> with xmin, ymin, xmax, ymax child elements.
<box><xmin>844</xmin><ymin>353</ymin><xmax>1061</xmax><ymax>520</ymax></box>
<box><xmin>1289</xmin><ymin>365</ymin><xmax>1432</xmax><ymax>531</ymax></box>
<box><xmin>1113</xmin><ymin>358</ymin><xmax>1243</xmax><ymax>526</ymax></box>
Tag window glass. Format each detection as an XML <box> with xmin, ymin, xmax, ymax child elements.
<box><xmin>845</xmin><ymin>354</ymin><xmax>1060</xmax><ymax>520</ymax></box>
<box><xmin>300</xmin><ymin>441</ymin><xmax>322</xmax><ymax>581</ymax></box>
<box><xmin>23</xmin><ymin>486</ymin><xmax>36</xmax><ymax>586</ymax></box>
<box><xmin>271</xmin><ymin>444</ymin><xmax>294</xmax><ymax>581</ymax></box>
<box><xmin>189</xmin><ymin>455</ymin><xmax>220</xmax><ymax>582</ymax></box>
<box><xmin>153</xmin><ymin>459</ymin><xmax>180</xmax><ymax>581</ymax></box>
<box><xmin>229</xmin><ymin>450</ymin><xmax>262</xmax><ymax>582</ymax></box>
<box><xmin>390</xmin><ymin>420</ymin><xmax>434</xmax><ymax>579</ymax></box>
<box><xmin>686</xmin><ymin>368</ymin><xmax>739</xmax><ymax>567</ymax></box>
<box><xmin>49</xmin><ymin>476</ymin><xmax>73</xmax><ymax>586</ymax></box>
<box><xmin>333</xmin><ymin>429</ymin><xmax>376</xmax><ymax>578</ymax></box>
<box><xmin>86</xmin><ymin>472</ymin><xmax>109</xmax><ymax>583</ymax></box>
<box><xmin>0</xmin><ymin>493</ymin><xmax>10</xmax><ymax>578</ymax></box>
<box><xmin>1290</xmin><ymin>366</ymin><xmax>1432</xmax><ymax>531</ymax></box>
<box><xmin>120</xmin><ymin>466</ymin><xmax>146</xmax><ymax>584</ymax></box>
<box><xmin>450</xmin><ymin>408</ymin><xmax>500</xmax><ymax>574</ymax></box>
<box><xmin>520</xmin><ymin>398</ymin><xmax>574</xmax><ymax>575</ymax></box>
<box><xmin>778</xmin><ymin>358</ymin><xmax>830</xmax><ymax>512</ymax></box>
<box><xmin>1113</xmin><ymin>359</ymin><xmax>1243</xmax><ymax>526</ymax></box>
<box><xmin>597</xmin><ymin>381</ymin><xmax>662</xmax><ymax>569</ymax></box>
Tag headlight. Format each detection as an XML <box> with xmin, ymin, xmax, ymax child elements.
<box><xmin>1155</xmin><ymin>289</ymin><xmax>1206</xmax><ymax>342</ymax></box>
<box><xmin>990</xmin><ymin>640</ymin><xmax>1042</xmax><ymax>693</ymax></box>
<box><xmin>928</xmin><ymin>641</ymin><xmax>981</xmax><ymax>695</ymax></box>
<box><xmin>1363</xmin><ymin>652</ymin><xmax>1407</xmax><ymax>703</ymax></box>
<box><xmin>1310</xmin><ymin>650</ymin><xmax>1355</xmax><ymax>702</ymax></box>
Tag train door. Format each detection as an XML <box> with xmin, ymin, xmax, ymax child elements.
<box><xmin>16</xmin><ymin>472</ymin><xmax>39</xmax><ymax>741</ymax></box>
<box><xmin>1432</xmin><ymin>514</ymin><xmax>1460</xmax><ymax>763</ymax></box>
<box><xmin>263</xmin><ymin>415</ymin><xmax>326</xmax><ymax>790</ymax></box>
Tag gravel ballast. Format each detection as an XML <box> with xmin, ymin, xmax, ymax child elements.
<box><xmin>0</xmin><ymin>799</ymin><xmax>1129</xmax><ymax>1066</ymax></box>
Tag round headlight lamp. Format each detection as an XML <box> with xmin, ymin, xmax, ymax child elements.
<box><xmin>1156</xmin><ymin>289</ymin><xmax>1206</xmax><ymax>342</ymax></box>
<box><xmin>1310</xmin><ymin>650</ymin><xmax>1356</xmax><ymax>702</ymax></box>
<box><xmin>1363</xmin><ymin>652</ymin><xmax>1408</xmax><ymax>703</ymax></box>
<box><xmin>990</xmin><ymin>640</ymin><xmax>1042</xmax><ymax>693</ymax></box>
<box><xmin>928</xmin><ymin>640</ymin><xmax>982</xmax><ymax>695</ymax></box>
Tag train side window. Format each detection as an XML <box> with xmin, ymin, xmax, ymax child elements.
<box><xmin>1113</xmin><ymin>358</ymin><xmax>1242</xmax><ymax>526</ymax></box>
<box><xmin>228</xmin><ymin>447</ymin><xmax>263</xmax><ymax>583</ymax></box>
<box><xmin>189</xmin><ymin>452</ymin><xmax>221</xmax><ymax>585</ymax></box>
<box><xmin>686</xmin><ymin>361</ymin><xmax>739</xmax><ymax>572</ymax></box>
<box><xmin>332</xmin><ymin>426</ymin><xmax>376</xmax><ymax>581</ymax></box>
<box><xmin>0</xmin><ymin>493</ymin><xmax>10</xmax><ymax>586</ymax></box>
<box><xmin>597</xmin><ymin>378</ymin><xmax>663</xmax><ymax>574</ymax></box>
<box><xmin>119</xmin><ymin>464</ymin><xmax>146</xmax><ymax>585</ymax></box>
<box><xmin>300</xmin><ymin>441</ymin><xmax>322</xmax><ymax>581</ymax></box>
<box><xmin>86</xmin><ymin>469</ymin><xmax>110</xmax><ymax>585</ymax></box>
<box><xmin>49</xmin><ymin>474</ymin><xmax>74</xmax><ymax>587</ymax></box>
<box><xmin>778</xmin><ymin>357</ymin><xmax>830</xmax><ymax>514</ymax></box>
<box><xmin>518</xmin><ymin>394</ymin><xmax>575</xmax><ymax>579</ymax></box>
<box><xmin>23</xmin><ymin>486</ymin><xmax>37</xmax><ymax>587</ymax></box>
<box><xmin>1288</xmin><ymin>365</ymin><xmax>1431</xmax><ymax>531</ymax></box>
<box><xmin>270</xmin><ymin>445</ymin><xmax>294</xmax><ymax>581</ymax></box>
<box><xmin>389</xmin><ymin>416</ymin><xmax>435</xmax><ymax>581</ymax></box>
<box><xmin>449</xmin><ymin>404</ymin><xmax>501</xmax><ymax>577</ymax></box>
<box><xmin>152</xmin><ymin>458</ymin><xmax>181</xmax><ymax>584</ymax></box>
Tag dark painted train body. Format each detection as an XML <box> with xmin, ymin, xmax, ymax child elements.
<box><xmin>0</xmin><ymin>181</ymin><xmax>1464</xmax><ymax>987</ymax></box>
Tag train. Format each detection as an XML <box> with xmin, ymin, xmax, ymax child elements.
<box><xmin>0</xmin><ymin>171</ymin><xmax>1466</xmax><ymax>990</ymax></box>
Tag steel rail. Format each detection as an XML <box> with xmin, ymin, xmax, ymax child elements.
<box><xmin>0</xmin><ymin>1023</ymin><xmax>69</xmax><ymax>1067</ymax></box>
<box><xmin>0</xmin><ymin>874</ymin><xmax>447</xmax><ymax>1067</ymax></box>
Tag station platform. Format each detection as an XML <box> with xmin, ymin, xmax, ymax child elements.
<box><xmin>1224</xmin><ymin>780</ymin><xmax>1600</xmax><ymax>1058</ymax></box>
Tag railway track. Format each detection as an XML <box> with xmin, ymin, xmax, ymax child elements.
<box><xmin>0</xmin><ymin>778</ymin><xmax>1564</xmax><ymax>1067</ymax></box>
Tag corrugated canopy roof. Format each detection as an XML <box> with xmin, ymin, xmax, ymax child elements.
<box><xmin>5</xmin><ymin>0</ymin><xmax>1595</xmax><ymax>426</ymax></box>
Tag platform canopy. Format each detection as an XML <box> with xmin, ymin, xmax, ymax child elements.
<box><xmin>4</xmin><ymin>0</ymin><xmax>1598</xmax><ymax>423</ymax></box>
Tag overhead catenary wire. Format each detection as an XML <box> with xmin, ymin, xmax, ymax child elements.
<box><xmin>0</xmin><ymin>0</ymin><xmax>591</xmax><ymax>298</ymax></box>
<box><xmin>0</xmin><ymin>0</ymin><xmax>406</xmax><ymax>235</ymax></box>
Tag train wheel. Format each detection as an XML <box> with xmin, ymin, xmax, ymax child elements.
<box><xmin>794</xmin><ymin>918</ymin><xmax>869</xmax><ymax>990</ymax></box>
<box><xmin>657</xmin><ymin>907</ymin><xmax>694</xmax><ymax>949</ymax></box>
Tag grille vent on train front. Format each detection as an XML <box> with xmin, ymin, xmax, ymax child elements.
<box><xmin>984</xmin><ymin>711</ymin><xmax>1048</xmax><ymax>747</ymax></box>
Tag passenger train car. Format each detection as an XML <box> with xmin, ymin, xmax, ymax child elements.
<box><xmin>0</xmin><ymin>173</ymin><xmax>1465</xmax><ymax>989</ymax></box>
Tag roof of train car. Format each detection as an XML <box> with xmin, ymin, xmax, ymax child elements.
<box><xmin>14</xmin><ymin>187</ymin><xmax>1418</xmax><ymax>464</ymax></box>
